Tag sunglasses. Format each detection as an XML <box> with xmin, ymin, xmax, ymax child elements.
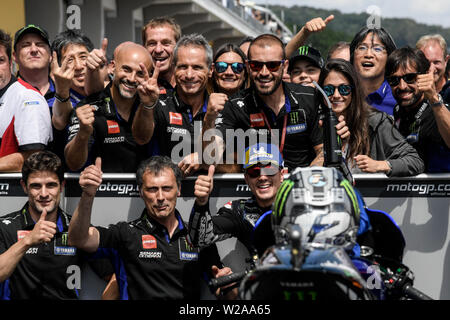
<box><xmin>248</xmin><ymin>60</ymin><xmax>285</xmax><ymax>72</ymax></box>
<box><xmin>386</xmin><ymin>73</ymin><xmax>420</xmax><ymax>87</ymax></box>
<box><xmin>323</xmin><ymin>84</ymin><xmax>352</xmax><ymax>97</ymax></box>
<box><xmin>245</xmin><ymin>164</ymin><xmax>280</xmax><ymax>178</ymax></box>
<box><xmin>214</xmin><ymin>61</ymin><xmax>245</xmax><ymax>74</ymax></box>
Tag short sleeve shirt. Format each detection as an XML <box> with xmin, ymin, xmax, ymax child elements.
<box><xmin>216</xmin><ymin>82</ymin><xmax>322</xmax><ymax>170</ymax></box>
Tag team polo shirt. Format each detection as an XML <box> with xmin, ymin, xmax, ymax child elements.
<box><xmin>0</xmin><ymin>204</ymin><xmax>84</xmax><ymax>299</ymax></box>
<box><xmin>96</xmin><ymin>209</ymin><xmax>221</xmax><ymax>300</ymax></box>
<box><xmin>67</xmin><ymin>83</ymin><xmax>148</xmax><ymax>172</ymax></box>
<box><xmin>366</xmin><ymin>80</ymin><xmax>397</xmax><ymax>116</ymax></box>
<box><xmin>0</xmin><ymin>78</ymin><xmax>52</xmax><ymax>157</ymax></box>
<box><xmin>152</xmin><ymin>89</ymin><xmax>208</xmax><ymax>158</ymax></box>
<box><xmin>216</xmin><ymin>82</ymin><xmax>322</xmax><ymax>170</ymax></box>
<box><xmin>394</xmin><ymin>100</ymin><xmax>450</xmax><ymax>172</ymax></box>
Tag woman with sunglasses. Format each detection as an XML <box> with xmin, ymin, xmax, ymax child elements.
<box><xmin>210</xmin><ymin>43</ymin><xmax>248</xmax><ymax>96</ymax></box>
<box><xmin>318</xmin><ymin>59</ymin><xmax>424</xmax><ymax>176</ymax></box>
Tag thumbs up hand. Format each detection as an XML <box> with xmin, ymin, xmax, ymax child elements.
<box><xmin>417</xmin><ymin>67</ymin><xmax>437</xmax><ymax>102</ymax></box>
<box><xmin>194</xmin><ymin>165</ymin><xmax>215</xmax><ymax>206</ymax></box>
<box><xmin>25</xmin><ymin>208</ymin><xmax>57</xmax><ymax>246</ymax></box>
<box><xmin>86</xmin><ymin>38</ymin><xmax>108</xmax><ymax>71</ymax></box>
<box><xmin>79</xmin><ymin>157</ymin><xmax>103</xmax><ymax>197</ymax></box>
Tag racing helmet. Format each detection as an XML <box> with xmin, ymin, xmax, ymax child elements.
<box><xmin>272</xmin><ymin>166</ymin><xmax>360</xmax><ymax>250</ymax></box>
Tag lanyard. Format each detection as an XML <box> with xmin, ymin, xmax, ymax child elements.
<box><xmin>396</xmin><ymin>101</ymin><xmax>428</xmax><ymax>133</ymax></box>
<box><xmin>256</xmin><ymin>92</ymin><xmax>291</xmax><ymax>153</ymax></box>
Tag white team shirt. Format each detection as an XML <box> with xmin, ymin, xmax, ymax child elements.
<box><xmin>0</xmin><ymin>78</ymin><xmax>52</xmax><ymax>156</ymax></box>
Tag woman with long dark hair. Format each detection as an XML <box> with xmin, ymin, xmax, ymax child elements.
<box><xmin>209</xmin><ymin>43</ymin><xmax>248</xmax><ymax>96</ymax></box>
<box><xmin>318</xmin><ymin>59</ymin><xmax>424</xmax><ymax>176</ymax></box>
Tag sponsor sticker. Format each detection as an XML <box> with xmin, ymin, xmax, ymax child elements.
<box><xmin>107</xmin><ymin>120</ymin><xmax>120</xmax><ymax>134</ymax></box>
<box><xmin>24</xmin><ymin>101</ymin><xmax>40</xmax><ymax>106</ymax></box>
<box><xmin>250</xmin><ymin>113</ymin><xmax>265</xmax><ymax>127</ymax></box>
<box><xmin>169</xmin><ymin>112</ymin><xmax>183</xmax><ymax>125</ymax></box>
<box><xmin>142</xmin><ymin>235</ymin><xmax>157</xmax><ymax>249</ymax></box>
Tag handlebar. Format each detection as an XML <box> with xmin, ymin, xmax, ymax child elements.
<box><xmin>208</xmin><ymin>270</ymin><xmax>247</xmax><ymax>290</ymax></box>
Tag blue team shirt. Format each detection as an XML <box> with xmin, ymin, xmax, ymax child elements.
<box><xmin>366</xmin><ymin>80</ymin><xmax>397</xmax><ymax>116</ymax></box>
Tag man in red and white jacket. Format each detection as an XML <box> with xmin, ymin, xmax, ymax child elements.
<box><xmin>0</xmin><ymin>28</ymin><xmax>52</xmax><ymax>172</ymax></box>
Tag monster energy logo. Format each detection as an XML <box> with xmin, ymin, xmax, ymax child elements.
<box><xmin>290</xmin><ymin>111</ymin><xmax>299</xmax><ymax>124</ymax></box>
<box><xmin>273</xmin><ymin>180</ymin><xmax>295</xmax><ymax>220</ymax></box>
<box><xmin>62</xmin><ymin>233</ymin><xmax>69</xmax><ymax>246</ymax></box>
<box><xmin>298</xmin><ymin>46</ymin><xmax>309</xmax><ymax>56</ymax></box>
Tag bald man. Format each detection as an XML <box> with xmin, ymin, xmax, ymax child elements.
<box><xmin>64</xmin><ymin>41</ymin><xmax>159</xmax><ymax>172</ymax></box>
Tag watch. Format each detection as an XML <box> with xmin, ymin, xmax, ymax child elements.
<box><xmin>55</xmin><ymin>93</ymin><xmax>70</xmax><ymax>103</ymax></box>
<box><xmin>430</xmin><ymin>94</ymin><xmax>444</xmax><ymax>108</ymax></box>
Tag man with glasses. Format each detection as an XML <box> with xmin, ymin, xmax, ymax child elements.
<box><xmin>350</xmin><ymin>27</ymin><xmax>397</xmax><ymax>115</ymax></box>
<box><xmin>189</xmin><ymin>143</ymin><xmax>284</xmax><ymax>256</ymax></box>
<box><xmin>202</xmin><ymin>34</ymin><xmax>324</xmax><ymax>172</ymax></box>
<box><xmin>386</xmin><ymin>47</ymin><xmax>450</xmax><ymax>172</ymax></box>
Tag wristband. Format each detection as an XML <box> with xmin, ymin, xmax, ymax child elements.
<box><xmin>142</xmin><ymin>101</ymin><xmax>157</xmax><ymax>110</ymax></box>
<box><xmin>386</xmin><ymin>160</ymin><xmax>392</xmax><ymax>175</ymax></box>
<box><xmin>55</xmin><ymin>93</ymin><xmax>70</xmax><ymax>103</ymax></box>
<box><xmin>430</xmin><ymin>94</ymin><xmax>444</xmax><ymax>108</ymax></box>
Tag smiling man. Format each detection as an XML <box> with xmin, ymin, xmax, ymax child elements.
<box><xmin>142</xmin><ymin>16</ymin><xmax>181</xmax><ymax>95</ymax></box>
<box><xmin>0</xmin><ymin>151</ymin><xmax>91</xmax><ymax>299</ymax></box>
<box><xmin>189</xmin><ymin>143</ymin><xmax>284</xmax><ymax>256</ymax></box>
<box><xmin>203</xmin><ymin>34</ymin><xmax>323</xmax><ymax>172</ymax></box>
<box><xmin>350</xmin><ymin>27</ymin><xmax>397</xmax><ymax>115</ymax></box>
<box><xmin>64</xmin><ymin>42</ymin><xmax>156</xmax><ymax>172</ymax></box>
<box><xmin>68</xmin><ymin>155</ymin><xmax>229</xmax><ymax>300</ymax></box>
<box><xmin>386</xmin><ymin>47</ymin><xmax>450</xmax><ymax>172</ymax></box>
<box><xmin>132</xmin><ymin>33</ymin><xmax>213</xmax><ymax>176</ymax></box>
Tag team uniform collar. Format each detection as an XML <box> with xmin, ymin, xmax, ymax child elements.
<box><xmin>20</xmin><ymin>202</ymin><xmax>68</xmax><ymax>233</ymax></box>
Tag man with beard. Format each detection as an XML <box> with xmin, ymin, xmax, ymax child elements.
<box><xmin>350</xmin><ymin>27</ymin><xmax>397</xmax><ymax>116</ymax></box>
<box><xmin>202</xmin><ymin>34</ymin><xmax>323</xmax><ymax>172</ymax></box>
<box><xmin>386</xmin><ymin>47</ymin><xmax>450</xmax><ymax>172</ymax></box>
<box><xmin>0</xmin><ymin>151</ymin><xmax>90</xmax><ymax>299</ymax></box>
<box><xmin>64</xmin><ymin>42</ymin><xmax>159</xmax><ymax>172</ymax></box>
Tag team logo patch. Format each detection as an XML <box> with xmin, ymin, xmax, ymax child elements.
<box><xmin>142</xmin><ymin>235</ymin><xmax>157</xmax><ymax>249</ymax></box>
<box><xmin>286</xmin><ymin>123</ymin><xmax>307</xmax><ymax>134</ymax></box>
<box><xmin>24</xmin><ymin>101</ymin><xmax>40</xmax><ymax>106</ymax></box>
<box><xmin>54</xmin><ymin>232</ymin><xmax>77</xmax><ymax>256</ymax></box>
<box><xmin>250</xmin><ymin>113</ymin><xmax>265</xmax><ymax>127</ymax></box>
<box><xmin>179</xmin><ymin>237</ymin><xmax>199</xmax><ymax>261</ymax></box>
<box><xmin>107</xmin><ymin>120</ymin><xmax>120</xmax><ymax>134</ymax></box>
<box><xmin>169</xmin><ymin>112</ymin><xmax>183</xmax><ymax>125</ymax></box>
<box><xmin>17</xmin><ymin>230</ymin><xmax>30</xmax><ymax>241</ymax></box>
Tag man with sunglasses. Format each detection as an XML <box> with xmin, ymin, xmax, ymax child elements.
<box><xmin>202</xmin><ymin>34</ymin><xmax>323</xmax><ymax>172</ymax></box>
<box><xmin>189</xmin><ymin>143</ymin><xmax>284</xmax><ymax>257</ymax></box>
<box><xmin>386</xmin><ymin>47</ymin><xmax>450</xmax><ymax>172</ymax></box>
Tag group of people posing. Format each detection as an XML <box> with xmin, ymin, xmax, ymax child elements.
<box><xmin>0</xmin><ymin>13</ymin><xmax>449</xmax><ymax>300</ymax></box>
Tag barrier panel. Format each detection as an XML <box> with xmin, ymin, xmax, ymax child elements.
<box><xmin>1</xmin><ymin>173</ymin><xmax>449</xmax><ymax>300</ymax></box>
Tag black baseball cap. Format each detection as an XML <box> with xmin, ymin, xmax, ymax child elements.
<box><xmin>288</xmin><ymin>45</ymin><xmax>324</xmax><ymax>71</ymax></box>
<box><xmin>14</xmin><ymin>24</ymin><xmax>50</xmax><ymax>50</ymax></box>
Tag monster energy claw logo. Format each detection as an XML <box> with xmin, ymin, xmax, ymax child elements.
<box><xmin>62</xmin><ymin>233</ymin><xmax>68</xmax><ymax>246</ymax></box>
<box><xmin>290</xmin><ymin>111</ymin><xmax>299</xmax><ymax>124</ymax></box>
<box><xmin>298</xmin><ymin>46</ymin><xmax>309</xmax><ymax>56</ymax></box>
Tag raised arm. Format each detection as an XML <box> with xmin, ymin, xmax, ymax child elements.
<box><xmin>85</xmin><ymin>38</ymin><xmax>109</xmax><ymax>96</ymax></box>
<box><xmin>285</xmin><ymin>15</ymin><xmax>334</xmax><ymax>58</ymax></box>
<box><xmin>51</xmin><ymin>51</ymin><xmax>76</xmax><ymax>130</ymax></box>
<box><xmin>132</xmin><ymin>62</ymin><xmax>160</xmax><ymax>145</ymax></box>
<box><xmin>68</xmin><ymin>157</ymin><xmax>102</xmax><ymax>252</ymax></box>
<box><xmin>0</xmin><ymin>209</ymin><xmax>56</xmax><ymax>282</ymax></box>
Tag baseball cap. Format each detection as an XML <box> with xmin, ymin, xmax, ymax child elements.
<box><xmin>14</xmin><ymin>24</ymin><xmax>50</xmax><ymax>50</ymax></box>
<box><xmin>243</xmin><ymin>143</ymin><xmax>284</xmax><ymax>170</ymax></box>
<box><xmin>288</xmin><ymin>45</ymin><xmax>324</xmax><ymax>72</ymax></box>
